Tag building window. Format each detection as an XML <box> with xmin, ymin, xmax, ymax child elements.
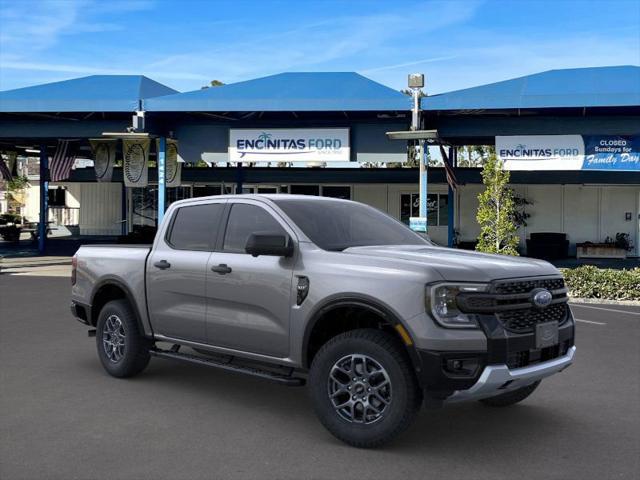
<box><xmin>400</xmin><ymin>193</ymin><xmax>448</xmax><ymax>227</ymax></box>
<box><xmin>48</xmin><ymin>187</ymin><xmax>66</xmax><ymax>207</ymax></box>
<box><xmin>193</xmin><ymin>185</ymin><xmax>222</xmax><ymax>198</ymax></box>
<box><xmin>131</xmin><ymin>187</ymin><xmax>157</xmax><ymax>229</ymax></box>
<box><xmin>321</xmin><ymin>186</ymin><xmax>351</xmax><ymax>199</ymax></box>
<box><xmin>290</xmin><ymin>185</ymin><xmax>320</xmax><ymax>196</ymax></box>
<box><xmin>167</xmin><ymin>186</ymin><xmax>192</xmax><ymax>206</ymax></box>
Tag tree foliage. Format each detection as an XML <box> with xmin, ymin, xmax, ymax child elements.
<box><xmin>475</xmin><ymin>153</ymin><xmax>519</xmax><ymax>256</ymax></box>
<box><xmin>201</xmin><ymin>79</ymin><xmax>225</xmax><ymax>89</ymax></box>
<box><xmin>457</xmin><ymin>145</ymin><xmax>495</xmax><ymax>167</ymax></box>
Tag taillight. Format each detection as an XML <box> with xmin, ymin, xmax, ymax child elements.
<box><xmin>71</xmin><ymin>255</ymin><xmax>78</xmax><ymax>285</ymax></box>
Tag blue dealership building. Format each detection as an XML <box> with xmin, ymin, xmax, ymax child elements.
<box><xmin>0</xmin><ymin>66</ymin><xmax>639</xmax><ymax>257</ymax></box>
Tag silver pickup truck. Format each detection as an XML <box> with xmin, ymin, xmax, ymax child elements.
<box><xmin>71</xmin><ymin>194</ymin><xmax>576</xmax><ymax>447</ymax></box>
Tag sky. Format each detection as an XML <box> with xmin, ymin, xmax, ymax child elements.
<box><xmin>0</xmin><ymin>0</ymin><xmax>639</xmax><ymax>94</ymax></box>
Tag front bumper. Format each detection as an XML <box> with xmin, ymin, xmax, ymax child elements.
<box><xmin>447</xmin><ymin>345</ymin><xmax>576</xmax><ymax>402</ymax></box>
<box><xmin>415</xmin><ymin>312</ymin><xmax>575</xmax><ymax>399</ymax></box>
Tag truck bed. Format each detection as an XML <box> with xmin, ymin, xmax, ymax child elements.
<box><xmin>72</xmin><ymin>244</ymin><xmax>153</xmax><ymax>335</ymax></box>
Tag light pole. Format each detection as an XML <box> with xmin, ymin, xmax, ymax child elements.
<box><xmin>408</xmin><ymin>74</ymin><xmax>427</xmax><ymax>223</ymax></box>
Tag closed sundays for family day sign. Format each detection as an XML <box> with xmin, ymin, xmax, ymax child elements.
<box><xmin>229</xmin><ymin>128</ymin><xmax>350</xmax><ymax>162</ymax></box>
<box><xmin>497</xmin><ymin>135</ymin><xmax>640</xmax><ymax>171</ymax></box>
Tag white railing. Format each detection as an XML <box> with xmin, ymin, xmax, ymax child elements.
<box><xmin>48</xmin><ymin>207</ymin><xmax>79</xmax><ymax>226</ymax></box>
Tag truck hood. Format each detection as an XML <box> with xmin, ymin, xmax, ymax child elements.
<box><xmin>343</xmin><ymin>245</ymin><xmax>559</xmax><ymax>282</ymax></box>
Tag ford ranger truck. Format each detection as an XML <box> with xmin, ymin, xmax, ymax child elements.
<box><xmin>71</xmin><ymin>195</ymin><xmax>576</xmax><ymax>448</ymax></box>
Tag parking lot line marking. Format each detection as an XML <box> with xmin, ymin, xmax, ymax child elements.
<box><xmin>574</xmin><ymin>318</ymin><xmax>607</xmax><ymax>325</ymax></box>
<box><xmin>569</xmin><ymin>304</ymin><xmax>640</xmax><ymax>317</ymax></box>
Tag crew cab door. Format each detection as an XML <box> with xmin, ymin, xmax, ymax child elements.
<box><xmin>146</xmin><ymin>200</ymin><xmax>226</xmax><ymax>343</ymax></box>
<box><xmin>205</xmin><ymin>200</ymin><xmax>296</xmax><ymax>358</ymax></box>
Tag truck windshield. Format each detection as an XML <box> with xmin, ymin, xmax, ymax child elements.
<box><xmin>272</xmin><ymin>198</ymin><xmax>430</xmax><ymax>251</ymax></box>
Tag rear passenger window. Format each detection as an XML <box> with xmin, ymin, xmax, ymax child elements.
<box><xmin>223</xmin><ymin>204</ymin><xmax>286</xmax><ymax>253</ymax></box>
<box><xmin>167</xmin><ymin>203</ymin><xmax>224</xmax><ymax>251</ymax></box>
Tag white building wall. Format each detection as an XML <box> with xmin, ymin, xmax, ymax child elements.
<box><xmin>456</xmin><ymin>183</ymin><xmax>639</xmax><ymax>257</ymax></box>
<box><xmin>78</xmin><ymin>182</ymin><xmax>122</xmax><ymax>235</ymax></box>
<box><xmin>352</xmin><ymin>184</ymin><xmax>388</xmax><ymax>212</ymax></box>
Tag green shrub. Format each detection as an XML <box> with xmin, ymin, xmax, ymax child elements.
<box><xmin>560</xmin><ymin>266</ymin><xmax>640</xmax><ymax>301</ymax></box>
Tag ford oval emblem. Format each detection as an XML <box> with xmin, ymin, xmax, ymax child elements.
<box><xmin>532</xmin><ymin>289</ymin><xmax>553</xmax><ymax>308</ymax></box>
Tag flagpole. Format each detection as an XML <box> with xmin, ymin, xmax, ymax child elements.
<box><xmin>38</xmin><ymin>144</ymin><xmax>48</xmax><ymax>255</ymax></box>
<box><xmin>447</xmin><ymin>146</ymin><xmax>456</xmax><ymax>248</ymax></box>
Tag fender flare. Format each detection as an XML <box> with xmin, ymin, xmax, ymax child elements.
<box><xmin>90</xmin><ymin>277</ymin><xmax>152</xmax><ymax>337</ymax></box>
<box><xmin>301</xmin><ymin>293</ymin><xmax>420</xmax><ymax>369</ymax></box>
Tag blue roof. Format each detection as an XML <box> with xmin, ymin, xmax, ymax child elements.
<box><xmin>145</xmin><ymin>72</ymin><xmax>411</xmax><ymax>112</ymax></box>
<box><xmin>0</xmin><ymin>75</ymin><xmax>178</xmax><ymax>113</ymax></box>
<box><xmin>422</xmin><ymin>66</ymin><xmax>640</xmax><ymax>111</ymax></box>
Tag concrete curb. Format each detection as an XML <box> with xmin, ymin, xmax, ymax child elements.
<box><xmin>569</xmin><ymin>297</ymin><xmax>640</xmax><ymax>306</ymax></box>
<box><xmin>0</xmin><ymin>259</ymin><xmax>72</xmax><ymax>271</ymax></box>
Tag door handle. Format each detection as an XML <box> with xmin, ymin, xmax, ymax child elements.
<box><xmin>154</xmin><ymin>260</ymin><xmax>171</xmax><ymax>270</ymax></box>
<box><xmin>211</xmin><ymin>263</ymin><xmax>232</xmax><ymax>275</ymax></box>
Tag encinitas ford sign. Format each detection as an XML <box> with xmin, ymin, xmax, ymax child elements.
<box><xmin>229</xmin><ymin>128</ymin><xmax>350</xmax><ymax>162</ymax></box>
<box><xmin>497</xmin><ymin>135</ymin><xmax>585</xmax><ymax>170</ymax></box>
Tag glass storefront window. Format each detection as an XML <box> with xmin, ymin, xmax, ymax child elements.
<box><xmin>131</xmin><ymin>187</ymin><xmax>157</xmax><ymax>229</ymax></box>
<box><xmin>290</xmin><ymin>185</ymin><xmax>320</xmax><ymax>196</ymax></box>
<box><xmin>322</xmin><ymin>186</ymin><xmax>351</xmax><ymax>199</ymax></box>
<box><xmin>400</xmin><ymin>192</ymin><xmax>448</xmax><ymax>227</ymax></box>
<box><xmin>193</xmin><ymin>186</ymin><xmax>222</xmax><ymax>198</ymax></box>
<box><xmin>167</xmin><ymin>186</ymin><xmax>192</xmax><ymax>206</ymax></box>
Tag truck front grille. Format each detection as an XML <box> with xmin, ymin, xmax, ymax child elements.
<box><xmin>457</xmin><ymin>276</ymin><xmax>570</xmax><ymax>334</ymax></box>
<box><xmin>494</xmin><ymin>277</ymin><xmax>566</xmax><ymax>295</ymax></box>
<box><xmin>497</xmin><ymin>302</ymin><xmax>568</xmax><ymax>333</ymax></box>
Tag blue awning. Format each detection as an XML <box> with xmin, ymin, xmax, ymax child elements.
<box><xmin>145</xmin><ymin>72</ymin><xmax>411</xmax><ymax>112</ymax></box>
<box><xmin>422</xmin><ymin>66</ymin><xmax>640</xmax><ymax>111</ymax></box>
<box><xmin>0</xmin><ymin>75</ymin><xmax>178</xmax><ymax>113</ymax></box>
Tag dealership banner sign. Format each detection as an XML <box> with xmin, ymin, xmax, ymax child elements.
<box><xmin>497</xmin><ymin>135</ymin><xmax>640</xmax><ymax>171</ymax></box>
<box><xmin>122</xmin><ymin>138</ymin><xmax>149</xmax><ymax>187</ymax></box>
<box><xmin>497</xmin><ymin>135</ymin><xmax>585</xmax><ymax>170</ymax></box>
<box><xmin>229</xmin><ymin>128</ymin><xmax>350</xmax><ymax>163</ymax></box>
<box><xmin>90</xmin><ymin>139</ymin><xmax>116</xmax><ymax>182</ymax></box>
<box><xmin>582</xmin><ymin>136</ymin><xmax>640</xmax><ymax>171</ymax></box>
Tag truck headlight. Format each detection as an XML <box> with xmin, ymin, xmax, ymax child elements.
<box><xmin>426</xmin><ymin>283</ymin><xmax>488</xmax><ymax>329</ymax></box>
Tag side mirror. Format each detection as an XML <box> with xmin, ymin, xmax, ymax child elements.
<box><xmin>245</xmin><ymin>233</ymin><xmax>293</xmax><ymax>257</ymax></box>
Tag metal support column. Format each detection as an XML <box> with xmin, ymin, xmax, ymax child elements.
<box><xmin>157</xmin><ymin>137</ymin><xmax>166</xmax><ymax>226</ymax></box>
<box><xmin>236</xmin><ymin>162</ymin><xmax>244</xmax><ymax>193</ymax></box>
<box><xmin>419</xmin><ymin>140</ymin><xmax>428</xmax><ymax>218</ymax></box>
<box><xmin>38</xmin><ymin>145</ymin><xmax>48</xmax><ymax>254</ymax></box>
<box><xmin>447</xmin><ymin>146</ymin><xmax>456</xmax><ymax>247</ymax></box>
<box><xmin>121</xmin><ymin>182</ymin><xmax>127</xmax><ymax>236</ymax></box>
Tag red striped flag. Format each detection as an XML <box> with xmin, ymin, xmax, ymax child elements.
<box><xmin>439</xmin><ymin>145</ymin><xmax>458</xmax><ymax>190</ymax></box>
<box><xmin>50</xmin><ymin>140</ymin><xmax>78</xmax><ymax>182</ymax></box>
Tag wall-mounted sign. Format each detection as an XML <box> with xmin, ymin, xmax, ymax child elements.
<box><xmin>582</xmin><ymin>136</ymin><xmax>640</xmax><ymax>171</ymax></box>
<box><xmin>497</xmin><ymin>135</ymin><xmax>640</xmax><ymax>171</ymax></box>
<box><xmin>229</xmin><ymin>128</ymin><xmax>350</xmax><ymax>163</ymax></box>
<box><xmin>496</xmin><ymin>135</ymin><xmax>584</xmax><ymax>170</ymax></box>
<box><xmin>409</xmin><ymin>217</ymin><xmax>427</xmax><ymax>233</ymax></box>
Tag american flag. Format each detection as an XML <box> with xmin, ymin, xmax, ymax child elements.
<box><xmin>0</xmin><ymin>156</ymin><xmax>12</xmax><ymax>181</ymax></box>
<box><xmin>439</xmin><ymin>145</ymin><xmax>458</xmax><ymax>190</ymax></box>
<box><xmin>49</xmin><ymin>140</ymin><xmax>78</xmax><ymax>182</ymax></box>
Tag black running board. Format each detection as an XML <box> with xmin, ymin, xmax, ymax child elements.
<box><xmin>149</xmin><ymin>348</ymin><xmax>305</xmax><ymax>386</ymax></box>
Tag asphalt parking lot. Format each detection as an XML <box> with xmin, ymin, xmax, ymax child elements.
<box><xmin>1</xmin><ymin>267</ymin><xmax>639</xmax><ymax>480</ymax></box>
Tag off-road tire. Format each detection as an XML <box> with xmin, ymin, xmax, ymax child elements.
<box><xmin>479</xmin><ymin>380</ymin><xmax>541</xmax><ymax>407</ymax></box>
<box><xmin>309</xmin><ymin>329</ymin><xmax>423</xmax><ymax>448</ymax></box>
<box><xmin>96</xmin><ymin>299</ymin><xmax>151</xmax><ymax>378</ymax></box>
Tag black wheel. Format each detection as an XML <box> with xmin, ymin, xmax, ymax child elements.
<box><xmin>479</xmin><ymin>380</ymin><xmax>541</xmax><ymax>407</ymax></box>
<box><xmin>309</xmin><ymin>329</ymin><xmax>423</xmax><ymax>448</ymax></box>
<box><xmin>96</xmin><ymin>299</ymin><xmax>151</xmax><ymax>378</ymax></box>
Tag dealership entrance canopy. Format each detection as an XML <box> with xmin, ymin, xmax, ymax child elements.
<box><xmin>0</xmin><ymin>66</ymin><xmax>638</xmax><ymax>257</ymax></box>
